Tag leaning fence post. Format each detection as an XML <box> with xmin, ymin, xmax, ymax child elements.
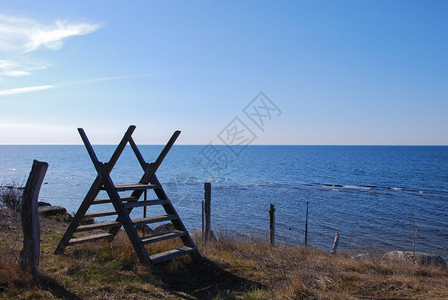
<box><xmin>20</xmin><ymin>160</ymin><xmax>48</xmax><ymax>277</ymax></box>
<box><xmin>269</xmin><ymin>203</ymin><xmax>275</xmax><ymax>246</ymax></box>
<box><xmin>330</xmin><ymin>233</ymin><xmax>339</xmax><ymax>255</ymax></box>
<box><xmin>204</xmin><ymin>182</ymin><xmax>211</xmax><ymax>243</ymax></box>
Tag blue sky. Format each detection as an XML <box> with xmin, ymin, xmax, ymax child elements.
<box><xmin>0</xmin><ymin>0</ymin><xmax>447</xmax><ymax>145</ymax></box>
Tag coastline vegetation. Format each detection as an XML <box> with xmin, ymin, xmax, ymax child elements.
<box><xmin>1</xmin><ymin>185</ymin><xmax>447</xmax><ymax>299</ymax></box>
<box><xmin>1</xmin><ymin>207</ymin><xmax>447</xmax><ymax>299</ymax></box>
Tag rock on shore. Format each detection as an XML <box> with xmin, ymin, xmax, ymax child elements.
<box><xmin>384</xmin><ymin>251</ymin><xmax>446</xmax><ymax>268</ymax></box>
<box><xmin>37</xmin><ymin>202</ymin><xmax>68</xmax><ymax>218</ymax></box>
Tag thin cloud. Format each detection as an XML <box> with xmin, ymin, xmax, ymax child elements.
<box><xmin>0</xmin><ymin>14</ymin><xmax>101</xmax><ymax>79</ymax></box>
<box><xmin>0</xmin><ymin>58</ymin><xmax>51</xmax><ymax>78</ymax></box>
<box><xmin>0</xmin><ymin>85</ymin><xmax>55</xmax><ymax>96</ymax></box>
<box><xmin>0</xmin><ymin>14</ymin><xmax>101</xmax><ymax>53</ymax></box>
<box><xmin>0</xmin><ymin>74</ymin><xmax>151</xmax><ymax>96</ymax></box>
<box><xmin>24</xmin><ymin>20</ymin><xmax>101</xmax><ymax>53</ymax></box>
<box><xmin>68</xmin><ymin>74</ymin><xmax>153</xmax><ymax>85</ymax></box>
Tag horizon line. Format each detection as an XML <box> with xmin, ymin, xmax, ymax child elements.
<box><xmin>0</xmin><ymin>143</ymin><xmax>447</xmax><ymax>147</ymax></box>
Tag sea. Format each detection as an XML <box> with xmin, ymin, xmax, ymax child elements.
<box><xmin>1</xmin><ymin>145</ymin><xmax>447</xmax><ymax>258</ymax></box>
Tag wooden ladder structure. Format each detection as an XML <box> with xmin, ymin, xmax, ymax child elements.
<box><xmin>55</xmin><ymin>125</ymin><xmax>197</xmax><ymax>270</ymax></box>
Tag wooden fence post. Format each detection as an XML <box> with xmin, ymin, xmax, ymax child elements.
<box><xmin>330</xmin><ymin>233</ymin><xmax>339</xmax><ymax>255</ymax></box>
<box><xmin>204</xmin><ymin>182</ymin><xmax>211</xmax><ymax>243</ymax></box>
<box><xmin>20</xmin><ymin>160</ymin><xmax>48</xmax><ymax>277</ymax></box>
<box><xmin>269</xmin><ymin>203</ymin><xmax>275</xmax><ymax>246</ymax></box>
<box><xmin>304</xmin><ymin>201</ymin><xmax>309</xmax><ymax>249</ymax></box>
<box><xmin>201</xmin><ymin>200</ymin><xmax>205</xmax><ymax>243</ymax></box>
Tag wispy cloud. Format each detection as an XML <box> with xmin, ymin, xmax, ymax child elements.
<box><xmin>0</xmin><ymin>14</ymin><xmax>101</xmax><ymax>53</ymax></box>
<box><xmin>0</xmin><ymin>14</ymin><xmax>101</xmax><ymax>79</ymax></box>
<box><xmin>0</xmin><ymin>74</ymin><xmax>151</xmax><ymax>96</ymax></box>
<box><xmin>0</xmin><ymin>85</ymin><xmax>55</xmax><ymax>96</ymax></box>
<box><xmin>59</xmin><ymin>74</ymin><xmax>153</xmax><ymax>86</ymax></box>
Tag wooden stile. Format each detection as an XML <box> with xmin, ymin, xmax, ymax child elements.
<box><xmin>55</xmin><ymin>126</ymin><xmax>197</xmax><ymax>270</ymax></box>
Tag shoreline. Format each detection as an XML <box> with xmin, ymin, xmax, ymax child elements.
<box><xmin>1</xmin><ymin>207</ymin><xmax>447</xmax><ymax>299</ymax></box>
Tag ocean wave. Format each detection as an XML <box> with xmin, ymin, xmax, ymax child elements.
<box><xmin>384</xmin><ymin>186</ymin><xmax>403</xmax><ymax>191</ymax></box>
<box><xmin>343</xmin><ymin>185</ymin><xmax>375</xmax><ymax>190</ymax></box>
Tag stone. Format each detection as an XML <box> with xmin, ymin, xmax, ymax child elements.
<box><xmin>38</xmin><ymin>205</ymin><xmax>67</xmax><ymax>218</ymax></box>
<box><xmin>383</xmin><ymin>251</ymin><xmax>446</xmax><ymax>268</ymax></box>
<box><xmin>352</xmin><ymin>253</ymin><xmax>371</xmax><ymax>260</ymax></box>
<box><xmin>153</xmin><ymin>223</ymin><xmax>175</xmax><ymax>234</ymax></box>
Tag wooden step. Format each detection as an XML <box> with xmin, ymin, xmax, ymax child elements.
<box><xmin>68</xmin><ymin>233</ymin><xmax>113</xmax><ymax>245</ymax></box>
<box><xmin>123</xmin><ymin>199</ymin><xmax>169</xmax><ymax>209</ymax></box>
<box><xmin>84</xmin><ymin>210</ymin><xmax>117</xmax><ymax>218</ymax></box>
<box><xmin>101</xmin><ymin>183</ymin><xmax>160</xmax><ymax>191</ymax></box>
<box><xmin>141</xmin><ymin>230</ymin><xmax>187</xmax><ymax>244</ymax></box>
<box><xmin>150</xmin><ymin>246</ymin><xmax>195</xmax><ymax>264</ymax></box>
<box><xmin>132</xmin><ymin>215</ymin><xmax>177</xmax><ymax>227</ymax></box>
<box><xmin>93</xmin><ymin>196</ymin><xmax>137</xmax><ymax>204</ymax></box>
<box><xmin>76</xmin><ymin>221</ymin><xmax>121</xmax><ymax>232</ymax></box>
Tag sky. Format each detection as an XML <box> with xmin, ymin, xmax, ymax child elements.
<box><xmin>0</xmin><ymin>0</ymin><xmax>447</xmax><ymax>145</ymax></box>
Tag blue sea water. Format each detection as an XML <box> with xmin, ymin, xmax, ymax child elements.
<box><xmin>1</xmin><ymin>145</ymin><xmax>447</xmax><ymax>258</ymax></box>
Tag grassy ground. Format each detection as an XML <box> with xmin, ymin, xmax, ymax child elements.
<box><xmin>1</xmin><ymin>208</ymin><xmax>447</xmax><ymax>300</ymax></box>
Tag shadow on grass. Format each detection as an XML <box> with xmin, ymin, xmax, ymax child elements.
<box><xmin>155</xmin><ymin>254</ymin><xmax>265</xmax><ymax>299</ymax></box>
<box><xmin>35</xmin><ymin>273</ymin><xmax>82</xmax><ymax>300</ymax></box>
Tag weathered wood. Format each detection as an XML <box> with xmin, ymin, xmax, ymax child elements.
<box><xmin>108</xmin><ymin>183</ymin><xmax>159</xmax><ymax>191</ymax></box>
<box><xmin>55</xmin><ymin>175</ymin><xmax>103</xmax><ymax>254</ymax></box>
<box><xmin>56</xmin><ymin>126</ymin><xmax>197</xmax><ymax>269</ymax></box>
<box><xmin>68</xmin><ymin>233</ymin><xmax>113</xmax><ymax>245</ymax></box>
<box><xmin>269</xmin><ymin>203</ymin><xmax>276</xmax><ymax>246</ymax></box>
<box><xmin>92</xmin><ymin>196</ymin><xmax>137</xmax><ymax>204</ymax></box>
<box><xmin>123</xmin><ymin>199</ymin><xmax>168</xmax><ymax>208</ymax></box>
<box><xmin>150</xmin><ymin>246</ymin><xmax>194</xmax><ymax>264</ymax></box>
<box><xmin>330</xmin><ymin>233</ymin><xmax>339</xmax><ymax>255</ymax></box>
<box><xmin>204</xmin><ymin>182</ymin><xmax>211</xmax><ymax>243</ymax></box>
<box><xmin>108</xmin><ymin>130</ymin><xmax>182</xmax><ymax>236</ymax></box>
<box><xmin>141</xmin><ymin>230</ymin><xmax>187</xmax><ymax>244</ymax></box>
<box><xmin>84</xmin><ymin>210</ymin><xmax>117</xmax><ymax>218</ymax></box>
<box><xmin>20</xmin><ymin>160</ymin><xmax>48</xmax><ymax>276</ymax></box>
<box><xmin>56</xmin><ymin>126</ymin><xmax>141</xmax><ymax>255</ymax></box>
<box><xmin>149</xmin><ymin>174</ymin><xmax>197</xmax><ymax>249</ymax></box>
<box><xmin>102</xmin><ymin>175</ymin><xmax>153</xmax><ymax>267</ymax></box>
<box><xmin>132</xmin><ymin>214</ymin><xmax>178</xmax><ymax>226</ymax></box>
<box><xmin>201</xmin><ymin>200</ymin><xmax>205</xmax><ymax>242</ymax></box>
<box><xmin>76</xmin><ymin>220</ymin><xmax>121</xmax><ymax>232</ymax></box>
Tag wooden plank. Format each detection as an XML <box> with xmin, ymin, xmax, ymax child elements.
<box><xmin>93</xmin><ymin>196</ymin><xmax>137</xmax><ymax>204</ymax></box>
<box><xmin>141</xmin><ymin>230</ymin><xmax>186</xmax><ymax>244</ymax></box>
<box><xmin>76</xmin><ymin>221</ymin><xmax>121</xmax><ymax>232</ymax></box>
<box><xmin>149</xmin><ymin>175</ymin><xmax>197</xmax><ymax>250</ymax></box>
<box><xmin>56</xmin><ymin>126</ymin><xmax>136</xmax><ymax>255</ymax></box>
<box><xmin>68</xmin><ymin>233</ymin><xmax>113</xmax><ymax>245</ymax></box>
<box><xmin>150</xmin><ymin>246</ymin><xmax>194</xmax><ymax>264</ymax></box>
<box><xmin>55</xmin><ymin>175</ymin><xmax>103</xmax><ymax>254</ymax></box>
<box><xmin>132</xmin><ymin>214</ymin><xmax>177</xmax><ymax>226</ymax></box>
<box><xmin>123</xmin><ymin>199</ymin><xmax>168</xmax><ymax>208</ymax></box>
<box><xmin>108</xmin><ymin>183</ymin><xmax>160</xmax><ymax>191</ymax></box>
<box><xmin>84</xmin><ymin>210</ymin><xmax>117</xmax><ymax>218</ymax></box>
<box><xmin>102</xmin><ymin>175</ymin><xmax>154</xmax><ymax>268</ymax></box>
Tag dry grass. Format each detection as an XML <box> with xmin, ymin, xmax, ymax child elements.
<box><xmin>1</xmin><ymin>208</ymin><xmax>447</xmax><ymax>299</ymax></box>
